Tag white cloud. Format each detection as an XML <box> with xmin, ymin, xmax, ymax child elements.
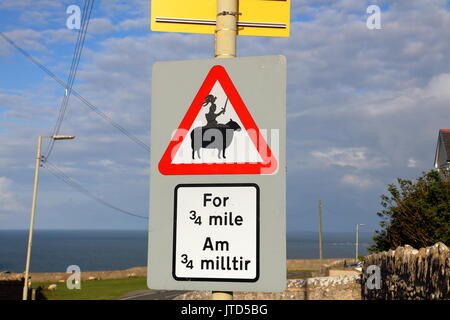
<box><xmin>0</xmin><ymin>0</ymin><xmax>62</xmax><ymax>9</ymax></box>
<box><xmin>363</xmin><ymin>73</ymin><xmax>450</xmax><ymax>116</ymax></box>
<box><xmin>407</xmin><ymin>158</ymin><xmax>418</xmax><ymax>168</ymax></box>
<box><xmin>89</xmin><ymin>18</ymin><xmax>115</xmax><ymax>35</ymax></box>
<box><xmin>118</xmin><ymin>18</ymin><xmax>148</xmax><ymax>31</ymax></box>
<box><xmin>426</xmin><ymin>73</ymin><xmax>450</xmax><ymax>101</ymax></box>
<box><xmin>102</xmin><ymin>0</ymin><xmax>149</xmax><ymax>16</ymax></box>
<box><xmin>341</xmin><ymin>174</ymin><xmax>377</xmax><ymax>188</ymax></box>
<box><xmin>1</xmin><ymin>29</ymin><xmax>45</xmax><ymax>52</ymax></box>
<box><xmin>89</xmin><ymin>159</ymin><xmax>115</xmax><ymax>167</ymax></box>
<box><xmin>310</xmin><ymin>147</ymin><xmax>388</xmax><ymax>170</ymax></box>
<box><xmin>0</xmin><ymin>177</ymin><xmax>23</xmax><ymax>213</ymax></box>
<box><xmin>41</xmin><ymin>28</ymin><xmax>77</xmax><ymax>44</ymax></box>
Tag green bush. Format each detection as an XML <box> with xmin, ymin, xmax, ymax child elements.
<box><xmin>369</xmin><ymin>170</ymin><xmax>450</xmax><ymax>253</ymax></box>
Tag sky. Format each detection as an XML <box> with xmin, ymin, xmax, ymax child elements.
<box><xmin>0</xmin><ymin>0</ymin><xmax>450</xmax><ymax>233</ymax></box>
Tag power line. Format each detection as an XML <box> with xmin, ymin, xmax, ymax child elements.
<box><xmin>70</xmin><ymin>90</ymin><xmax>151</xmax><ymax>152</ymax></box>
<box><xmin>0</xmin><ymin>31</ymin><xmax>151</xmax><ymax>153</ymax></box>
<box><xmin>46</xmin><ymin>0</ymin><xmax>94</xmax><ymax>160</ymax></box>
<box><xmin>322</xmin><ymin>203</ymin><xmax>341</xmax><ymax>217</ymax></box>
<box><xmin>43</xmin><ymin>160</ymin><xmax>148</xmax><ymax>220</ymax></box>
<box><xmin>0</xmin><ymin>31</ymin><xmax>67</xmax><ymax>87</ymax></box>
<box><xmin>1</xmin><ymin>12</ymin><xmax>150</xmax><ymax>221</ymax></box>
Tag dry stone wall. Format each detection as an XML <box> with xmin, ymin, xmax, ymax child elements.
<box><xmin>0</xmin><ymin>279</ymin><xmax>24</xmax><ymax>300</ymax></box>
<box><xmin>0</xmin><ymin>267</ymin><xmax>147</xmax><ymax>283</ymax></box>
<box><xmin>362</xmin><ymin>242</ymin><xmax>450</xmax><ymax>300</ymax></box>
<box><xmin>174</xmin><ymin>274</ymin><xmax>362</xmax><ymax>300</ymax></box>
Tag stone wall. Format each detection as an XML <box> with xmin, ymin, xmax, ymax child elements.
<box><xmin>328</xmin><ymin>269</ymin><xmax>360</xmax><ymax>276</ymax></box>
<box><xmin>362</xmin><ymin>242</ymin><xmax>450</xmax><ymax>300</ymax></box>
<box><xmin>287</xmin><ymin>258</ymin><xmax>355</xmax><ymax>271</ymax></box>
<box><xmin>0</xmin><ymin>273</ymin><xmax>26</xmax><ymax>300</ymax></box>
<box><xmin>0</xmin><ymin>259</ymin><xmax>352</xmax><ymax>283</ymax></box>
<box><xmin>0</xmin><ymin>267</ymin><xmax>147</xmax><ymax>283</ymax></box>
<box><xmin>174</xmin><ymin>274</ymin><xmax>362</xmax><ymax>300</ymax></box>
<box><xmin>0</xmin><ymin>280</ymin><xmax>24</xmax><ymax>300</ymax></box>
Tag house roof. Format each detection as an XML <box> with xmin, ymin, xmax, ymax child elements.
<box><xmin>434</xmin><ymin>130</ymin><xmax>450</xmax><ymax>168</ymax></box>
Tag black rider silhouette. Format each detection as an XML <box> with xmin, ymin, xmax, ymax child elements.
<box><xmin>191</xmin><ymin>94</ymin><xmax>240</xmax><ymax>159</ymax></box>
<box><xmin>202</xmin><ymin>94</ymin><xmax>226</xmax><ymax>127</ymax></box>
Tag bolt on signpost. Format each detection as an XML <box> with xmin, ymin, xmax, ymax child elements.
<box><xmin>148</xmin><ymin>0</ymin><xmax>290</xmax><ymax>300</ymax></box>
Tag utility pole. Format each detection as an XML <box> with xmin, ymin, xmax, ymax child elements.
<box><xmin>211</xmin><ymin>0</ymin><xmax>237</xmax><ymax>301</ymax></box>
<box><xmin>355</xmin><ymin>223</ymin><xmax>366</xmax><ymax>262</ymax></box>
<box><xmin>22</xmin><ymin>136</ymin><xmax>43</xmax><ymax>301</ymax></box>
<box><xmin>318</xmin><ymin>200</ymin><xmax>323</xmax><ymax>272</ymax></box>
<box><xmin>22</xmin><ymin>135</ymin><xmax>75</xmax><ymax>300</ymax></box>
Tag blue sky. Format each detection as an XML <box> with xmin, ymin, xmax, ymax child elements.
<box><xmin>1</xmin><ymin>0</ymin><xmax>450</xmax><ymax>233</ymax></box>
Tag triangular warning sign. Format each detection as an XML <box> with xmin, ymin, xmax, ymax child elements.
<box><xmin>158</xmin><ymin>65</ymin><xmax>277</xmax><ymax>175</ymax></box>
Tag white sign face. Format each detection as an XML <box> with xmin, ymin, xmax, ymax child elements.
<box><xmin>173</xmin><ymin>184</ymin><xmax>259</xmax><ymax>281</ymax></box>
<box><xmin>171</xmin><ymin>81</ymin><xmax>263</xmax><ymax>165</ymax></box>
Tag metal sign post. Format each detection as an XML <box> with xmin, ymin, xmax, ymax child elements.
<box><xmin>213</xmin><ymin>0</ymin><xmax>237</xmax><ymax>300</ymax></box>
<box><xmin>215</xmin><ymin>0</ymin><xmax>237</xmax><ymax>59</ymax></box>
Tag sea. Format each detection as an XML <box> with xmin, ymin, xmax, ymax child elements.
<box><xmin>0</xmin><ymin>230</ymin><xmax>373</xmax><ymax>273</ymax></box>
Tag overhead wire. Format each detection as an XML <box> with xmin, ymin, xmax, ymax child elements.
<box><xmin>0</xmin><ymin>31</ymin><xmax>68</xmax><ymax>88</ymax></box>
<box><xmin>0</xmin><ymin>29</ymin><xmax>150</xmax><ymax>154</ymax></box>
<box><xmin>46</xmin><ymin>0</ymin><xmax>89</xmax><ymax>154</ymax></box>
<box><xmin>45</xmin><ymin>0</ymin><xmax>94</xmax><ymax>159</ymax></box>
<box><xmin>323</xmin><ymin>203</ymin><xmax>339</xmax><ymax>216</ymax></box>
<box><xmin>43</xmin><ymin>160</ymin><xmax>148</xmax><ymax>220</ymax></box>
<box><xmin>0</xmin><ymin>6</ymin><xmax>151</xmax><ymax>221</ymax></box>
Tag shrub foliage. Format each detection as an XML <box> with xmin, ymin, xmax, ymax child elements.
<box><xmin>369</xmin><ymin>171</ymin><xmax>450</xmax><ymax>252</ymax></box>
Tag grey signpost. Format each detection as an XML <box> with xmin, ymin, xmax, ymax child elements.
<box><xmin>148</xmin><ymin>55</ymin><xmax>286</xmax><ymax>293</ymax></box>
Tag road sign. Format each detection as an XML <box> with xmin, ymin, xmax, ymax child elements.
<box><xmin>150</xmin><ymin>0</ymin><xmax>290</xmax><ymax>37</ymax></box>
<box><xmin>173</xmin><ymin>184</ymin><xmax>259</xmax><ymax>281</ymax></box>
<box><xmin>148</xmin><ymin>55</ymin><xmax>286</xmax><ymax>292</ymax></box>
<box><xmin>158</xmin><ymin>65</ymin><xmax>277</xmax><ymax>175</ymax></box>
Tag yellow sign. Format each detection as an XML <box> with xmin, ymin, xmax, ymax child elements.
<box><xmin>151</xmin><ymin>0</ymin><xmax>290</xmax><ymax>37</ymax></box>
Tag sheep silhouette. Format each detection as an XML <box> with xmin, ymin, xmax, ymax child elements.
<box><xmin>190</xmin><ymin>119</ymin><xmax>241</xmax><ymax>159</ymax></box>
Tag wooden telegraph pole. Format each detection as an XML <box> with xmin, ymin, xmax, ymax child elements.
<box><xmin>22</xmin><ymin>135</ymin><xmax>75</xmax><ymax>300</ymax></box>
<box><xmin>318</xmin><ymin>200</ymin><xmax>323</xmax><ymax>273</ymax></box>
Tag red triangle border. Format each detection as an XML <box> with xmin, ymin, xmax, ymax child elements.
<box><xmin>158</xmin><ymin>65</ymin><xmax>277</xmax><ymax>175</ymax></box>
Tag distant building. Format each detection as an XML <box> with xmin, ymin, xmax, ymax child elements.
<box><xmin>434</xmin><ymin>129</ymin><xmax>450</xmax><ymax>178</ymax></box>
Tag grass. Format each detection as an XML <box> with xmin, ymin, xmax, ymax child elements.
<box><xmin>287</xmin><ymin>269</ymin><xmax>320</xmax><ymax>279</ymax></box>
<box><xmin>287</xmin><ymin>269</ymin><xmax>319</xmax><ymax>274</ymax></box>
<box><xmin>31</xmin><ymin>270</ymin><xmax>319</xmax><ymax>299</ymax></box>
<box><xmin>32</xmin><ymin>277</ymin><xmax>148</xmax><ymax>300</ymax></box>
